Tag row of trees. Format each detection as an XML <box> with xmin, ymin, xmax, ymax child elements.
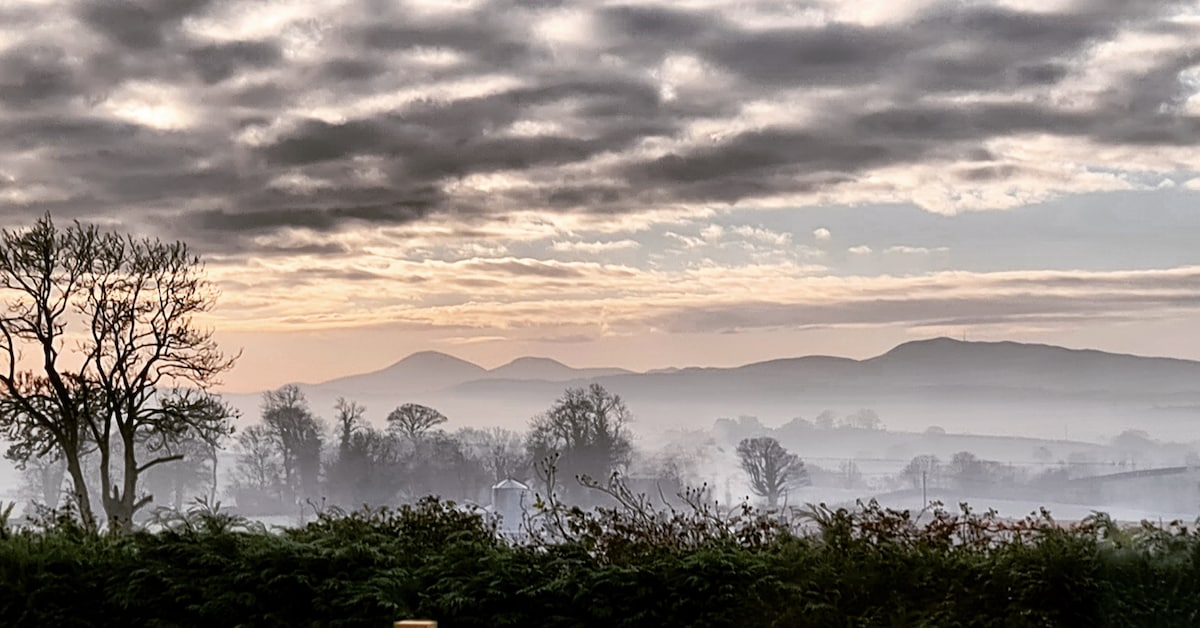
<box><xmin>230</xmin><ymin>388</ymin><xmax>513</xmax><ymax>513</ymax></box>
<box><xmin>228</xmin><ymin>382</ymin><xmax>644</xmax><ymax>514</ymax></box>
<box><xmin>229</xmin><ymin>383</ymin><xmax>823</xmax><ymax>514</ymax></box>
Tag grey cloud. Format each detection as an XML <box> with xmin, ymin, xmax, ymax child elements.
<box><xmin>654</xmin><ymin>292</ymin><xmax>1193</xmax><ymax>335</ymax></box>
<box><xmin>299</xmin><ymin>268</ymin><xmax>388</xmax><ymax>283</ymax></box>
<box><xmin>1014</xmin><ymin>63</ymin><xmax>1070</xmax><ymax>85</ymax></box>
<box><xmin>596</xmin><ymin>5</ymin><xmax>713</xmax><ymax>42</ymax></box>
<box><xmin>260</xmin><ymin>79</ymin><xmax>683</xmax><ymax>183</ymax></box>
<box><xmin>355</xmin><ymin>23</ymin><xmax>530</xmax><ymax>67</ymax></box>
<box><xmin>1</xmin><ymin>114</ymin><xmax>164</xmax><ymax>148</ymax></box>
<box><xmin>77</xmin><ymin>0</ymin><xmax>214</xmax><ymax>50</ymax></box>
<box><xmin>187</xmin><ymin>41</ymin><xmax>282</xmax><ymax>84</ymax></box>
<box><xmin>246</xmin><ymin>242</ymin><xmax>353</xmax><ymax>257</ymax></box>
<box><xmin>461</xmin><ymin>259</ymin><xmax>586</xmax><ymax>279</ymax></box>
<box><xmin>452</xmin><ymin>278</ymin><xmax>509</xmax><ymax>289</ymax></box>
<box><xmin>544</xmin><ymin>185</ymin><xmax>625</xmax><ymax>208</ymax></box>
<box><xmin>316</xmin><ymin>58</ymin><xmax>390</xmax><ymax>84</ymax></box>
<box><xmin>261</xmin><ymin>119</ymin><xmax>388</xmax><ymax>166</ymax></box>
<box><xmin>344</xmin><ymin>0</ymin><xmax>553</xmax><ymax>71</ymax></box>
<box><xmin>593</xmin><ymin>5</ymin><xmax>718</xmax><ymax>64</ymax></box>
<box><xmin>958</xmin><ymin>165</ymin><xmax>1023</xmax><ymax>182</ymax></box>
<box><xmin>182</xmin><ymin>201</ymin><xmax>438</xmax><ymax>235</ymax></box>
<box><xmin>704</xmin><ymin>24</ymin><xmax>911</xmax><ymax>87</ymax></box>
<box><xmin>907</xmin><ymin>313</ymin><xmax>1142</xmax><ymax>328</ymax></box>
<box><xmin>229</xmin><ymin>83</ymin><xmax>289</xmax><ymax>108</ymax></box>
<box><xmin>0</xmin><ymin>45</ymin><xmax>80</xmax><ymax>109</ymax></box>
<box><xmin>623</xmin><ymin>96</ymin><xmax>1198</xmax><ymax>199</ymax></box>
<box><xmin>648</xmin><ymin>268</ymin><xmax>1200</xmax><ymax>334</ymax></box>
<box><xmin>0</xmin><ymin>0</ymin><xmax>1197</xmax><ymax>250</ymax></box>
<box><xmin>626</xmin><ymin>127</ymin><xmax>942</xmax><ymax>203</ymax></box>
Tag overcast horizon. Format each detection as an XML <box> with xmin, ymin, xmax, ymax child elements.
<box><xmin>2</xmin><ymin>0</ymin><xmax>1199</xmax><ymax>391</ymax></box>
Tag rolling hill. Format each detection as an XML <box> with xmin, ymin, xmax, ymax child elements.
<box><xmin>224</xmin><ymin>338</ymin><xmax>1200</xmax><ymax>439</ymax></box>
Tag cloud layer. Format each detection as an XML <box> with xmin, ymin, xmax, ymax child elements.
<box><xmin>1</xmin><ymin>0</ymin><xmax>1197</xmax><ymax>246</ymax></box>
<box><xmin>3</xmin><ymin>0</ymin><xmax>1200</xmax><ymax>381</ymax></box>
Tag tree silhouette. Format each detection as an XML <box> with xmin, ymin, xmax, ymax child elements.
<box><xmin>387</xmin><ymin>403</ymin><xmax>448</xmax><ymax>442</ymax></box>
<box><xmin>736</xmin><ymin>436</ymin><xmax>809</xmax><ymax>508</ymax></box>
<box><xmin>0</xmin><ymin>216</ymin><xmax>236</xmax><ymax>531</ymax></box>
<box><xmin>261</xmin><ymin>385</ymin><xmax>323</xmax><ymax>504</ymax></box>
<box><xmin>528</xmin><ymin>384</ymin><xmax>633</xmax><ymax>498</ymax></box>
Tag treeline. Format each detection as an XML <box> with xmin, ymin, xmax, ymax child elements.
<box><xmin>223</xmin><ymin>382</ymin><xmax>827</xmax><ymax>517</ymax></box>
<box><xmin>3</xmin><ymin>494</ymin><xmax>1200</xmax><ymax>626</ymax></box>
<box><xmin>217</xmin><ymin>382</ymin><xmax>644</xmax><ymax>516</ymax></box>
<box><xmin>227</xmin><ymin>384</ymin><xmax>536</xmax><ymax>514</ymax></box>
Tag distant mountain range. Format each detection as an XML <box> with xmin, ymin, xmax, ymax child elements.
<box><xmin>224</xmin><ymin>338</ymin><xmax>1200</xmax><ymax>436</ymax></box>
<box><xmin>310</xmin><ymin>337</ymin><xmax>1200</xmax><ymax>401</ymax></box>
<box><xmin>316</xmin><ymin>351</ymin><xmax>632</xmax><ymax>398</ymax></box>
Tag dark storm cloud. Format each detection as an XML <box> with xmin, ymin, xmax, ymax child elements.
<box><xmin>0</xmin><ymin>0</ymin><xmax>1197</xmax><ymax>250</ymax></box>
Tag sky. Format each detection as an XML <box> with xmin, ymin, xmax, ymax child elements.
<box><xmin>0</xmin><ymin>0</ymin><xmax>1198</xmax><ymax>392</ymax></box>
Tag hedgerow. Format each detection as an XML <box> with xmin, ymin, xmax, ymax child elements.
<box><xmin>3</xmin><ymin>492</ymin><xmax>1200</xmax><ymax>627</ymax></box>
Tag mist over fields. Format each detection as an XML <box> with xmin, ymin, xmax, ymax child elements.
<box><xmin>9</xmin><ymin>336</ymin><xmax>1192</xmax><ymax>524</ymax></box>
<box><xmin>224</xmin><ymin>336</ymin><xmax>1200</xmax><ymax>440</ymax></box>
<box><xmin>5</xmin><ymin>336</ymin><xmax>1199</xmax><ymax>525</ymax></box>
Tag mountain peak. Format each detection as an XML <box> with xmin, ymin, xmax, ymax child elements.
<box><xmin>315</xmin><ymin>350</ymin><xmax>487</xmax><ymax>396</ymax></box>
<box><xmin>485</xmin><ymin>356</ymin><xmax>632</xmax><ymax>381</ymax></box>
<box><xmin>877</xmin><ymin>337</ymin><xmax>1029</xmax><ymax>360</ymax></box>
<box><xmin>494</xmin><ymin>356</ymin><xmax>570</xmax><ymax>370</ymax></box>
<box><xmin>387</xmin><ymin>351</ymin><xmax>485</xmax><ymax>371</ymax></box>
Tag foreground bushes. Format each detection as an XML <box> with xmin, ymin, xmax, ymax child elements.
<box><xmin>3</xmin><ymin>494</ymin><xmax>1200</xmax><ymax>627</ymax></box>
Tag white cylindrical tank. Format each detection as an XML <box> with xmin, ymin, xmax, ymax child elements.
<box><xmin>491</xmin><ymin>478</ymin><xmax>530</xmax><ymax>532</ymax></box>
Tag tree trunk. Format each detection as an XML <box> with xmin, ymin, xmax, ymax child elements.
<box><xmin>173</xmin><ymin>470</ymin><xmax>184</xmax><ymax>511</ymax></box>
<box><xmin>208</xmin><ymin>445</ymin><xmax>219</xmax><ymax>504</ymax></box>
<box><xmin>97</xmin><ymin>434</ymin><xmax>142</xmax><ymax>534</ymax></box>
<box><xmin>63</xmin><ymin>452</ymin><xmax>96</xmax><ymax>530</ymax></box>
<box><xmin>111</xmin><ymin>436</ymin><xmax>142</xmax><ymax>534</ymax></box>
<box><xmin>40</xmin><ymin>459</ymin><xmax>66</xmax><ymax>509</ymax></box>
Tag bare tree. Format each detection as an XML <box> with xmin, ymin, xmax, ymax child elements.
<box><xmin>458</xmin><ymin>427</ymin><xmax>528</xmax><ymax>483</ymax></box>
<box><xmin>327</xmin><ymin>398</ymin><xmax>404</xmax><ymax>507</ymax></box>
<box><xmin>736</xmin><ymin>436</ymin><xmax>809</xmax><ymax>508</ymax></box>
<box><xmin>0</xmin><ymin>216</ymin><xmax>236</xmax><ymax>531</ymax></box>
<box><xmin>839</xmin><ymin>460</ymin><xmax>863</xmax><ymax>489</ymax></box>
<box><xmin>901</xmin><ymin>454</ymin><xmax>940</xmax><ymax>490</ymax></box>
<box><xmin>842</xmin><ymin>408</ymin><xmax>883</xmax><ymax>430</ymax></box>
<box><xmin>948</xmin><ymin>451</ymin><xmax>985</xmax><ymax>490</ymax></box>
<box><xmin>232</xmin><ymin>424</ymin><xmax>285</xmax><ymax>513</ymax></box>
<box><xmin>141</xmin><ymin>427</ymin><xmax>224</xmax><ymax>511</ymax></box>
<box><xmin>403</xmin><ymin>431</ymin><xmax>488</xmax><ymax>502</ymax></box>
<box><xmin>527</xmin><ymin>384</ymin><xmax>633</xmax><ymax>497</ymax></box>
<box><xmin>386</xmin><ymin>403</ymin><xmax>447</xmax><ymax>442</ymax></box>
<box><xmin>261</xmin><ymin>385</ymin><xmax>323</xmax><ymax>504</ymax></box>
<box><xmin>332</xmin><ymin>397</ymin><xmax>366</xmax><ymax>460</ymax></box>
<box><xmin>17</xmin><ymin>454</ymin><xmax>67</xmax><ymax>510</ymax></box>
<box><xmin>813</xmin><ymin>410</ymin><xmax>838</xmax><ymax>430</ymax></box>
